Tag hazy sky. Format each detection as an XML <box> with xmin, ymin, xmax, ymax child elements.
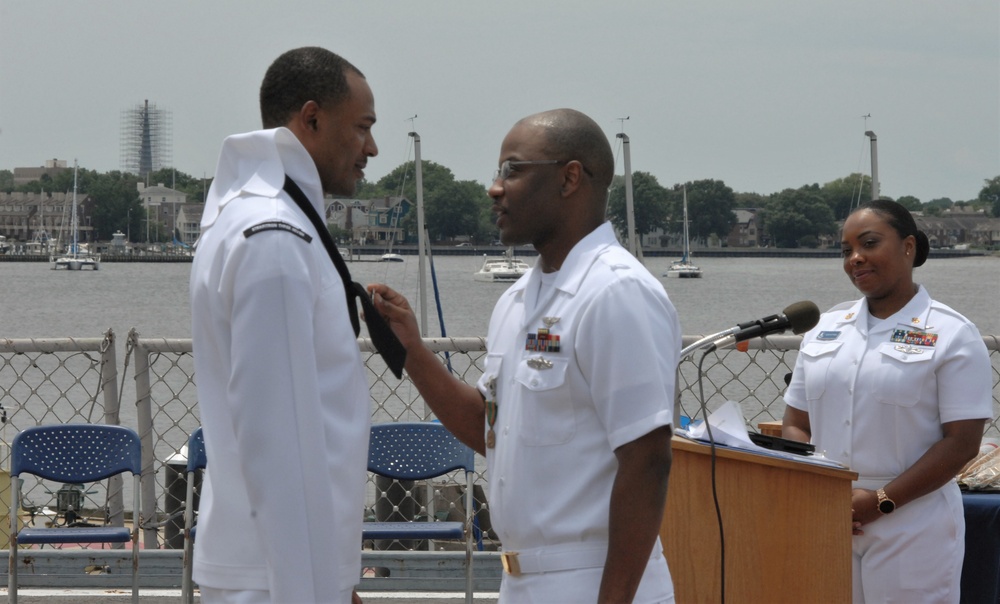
<box><xmin>1</xmin><ymin>1</ymin><xmax>997</xmax><ymax>203</ymax></box>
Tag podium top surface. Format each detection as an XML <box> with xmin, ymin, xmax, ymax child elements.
<box><xmin>672</xmin><ymin>435</ymin><xmax>859</xmax><ymax>481</ymax></box>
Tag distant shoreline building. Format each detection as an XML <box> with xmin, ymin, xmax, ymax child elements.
<box><xmin>12</xmin><ymin>159</ymin><xmax>70</xmax><ymax>187</ymax></box>
<box><xmin>138</xmin><ymin>183</ymin><xmax>185</xmax><ymax>243</ymax></box>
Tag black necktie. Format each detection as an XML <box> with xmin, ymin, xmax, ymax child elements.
<box><xmin>283</xmin><ymin>176</ymin><xmax>407</xmax><ymax>379</ymax></box>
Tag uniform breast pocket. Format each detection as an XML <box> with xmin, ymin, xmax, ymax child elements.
<box><xmin>874</xmin><ymin>343</ymin><xmax>935</xmax><ymax>407</ymax></box>
<box><xmin>798</xmin><ymin>341</ymin><xmax>843</xmax><ymax>402</ymax></box>
<box><xmin>514</xmin><ymin>357</ymin><xmax>575</xmax><ymax>446</ymax></box>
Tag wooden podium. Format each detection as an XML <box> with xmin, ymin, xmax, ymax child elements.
<box><xmin>662</xmin><ymin>436</ymin><xmax>857</xmax><ymax>603</ymax></box>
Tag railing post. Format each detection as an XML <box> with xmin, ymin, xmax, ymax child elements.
<box><xmin>129</xmin><ymin>329</ymin><xmax>159</xmax><ymax>549</ymax></box>
<box><xmin>100</xmin><ymin>330</ymin><xmax>126</xmax><ymax>532</ymax></box>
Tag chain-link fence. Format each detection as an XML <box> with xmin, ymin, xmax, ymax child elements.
<box><xmin>0</xmin><ymin>332</ymin><xmax>128</xmax><ymax>546</ymax></box>
<box><xmin>2</xmin><ymin>330</ymin><xmax>999</xmax><ymax>553</ymax></box>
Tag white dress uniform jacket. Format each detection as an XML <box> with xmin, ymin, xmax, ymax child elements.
<box><xmin>190</xmin><ymin>128</ymin><xmax>370</xmax><ymax>602</ymax></box>
<box><xmin>477</xmin><ymin>222</ymin><xmax>680</xmax><ymax>602</ymax></box>
<box><xmin>785</xmin><ymin>285</ymin><xmax>992</xmax><ymax>602</ymax></box>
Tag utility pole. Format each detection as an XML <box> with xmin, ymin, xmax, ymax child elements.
<box><xmin>865</xmin><ymin>130</ymin><xmax>879</xmax><ymax>201</ymax></box>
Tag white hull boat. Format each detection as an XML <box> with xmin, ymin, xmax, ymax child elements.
<box><xmin>474</xmin><ymin>250</ymin><xmax>530</xmax><ymax>282</ymax></box>
<box><xmin>664</xmin><ymin>186</ymin><xmax>702</xmax><ymax>279</ymax></box>
<box><xmin>51</xmin><ymin>161</ymin><xmax>100</xmax><ymax>271</ymax></box>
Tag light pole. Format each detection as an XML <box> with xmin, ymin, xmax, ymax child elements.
<box><xmin>126</xmin><ymin>208</ymin><xmax>131</xmax><ymax>243</ymax></box>
<box><xmin>865</xmin><ymin>130</ymin><xmax>879</xmax><ymax>201</ymax></box>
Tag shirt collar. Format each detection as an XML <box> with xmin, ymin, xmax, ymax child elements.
<box><xmin>200</xmin><ymin>127</ymin><xmax>321</xmax><ymax>232</ymax></box>
<box><xmin>511</xmin><ymin>221</ymin><xmax>618</xmax><ymax>298</ymax></box>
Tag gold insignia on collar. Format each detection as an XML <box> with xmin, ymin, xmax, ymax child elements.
<box><xmin>911</xmin><ymin>317</ymin><xmax>920</xmax><ymax>324</ymax></box>
<box><xmin>845</xmin><ymin>312</ymin><xmax>855</xmax><ymax>320</ymax></box>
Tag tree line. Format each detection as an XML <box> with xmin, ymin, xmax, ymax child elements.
<box><xmin>2</xmin><ymin>165</ymin><xmax>998</xmax><ymax>247</ymax></box>
<box><xmin>608</xmin><ymin>173</ymin><xmax>1000</xmax><ymax>249</ymax></box>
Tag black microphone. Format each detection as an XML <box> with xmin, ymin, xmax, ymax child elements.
<box><xmin>707</xmin><ymin>301</ymin><xmax>820</xmax><ymax>352</ymax></box>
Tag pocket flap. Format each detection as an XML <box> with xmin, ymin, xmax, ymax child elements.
<box><xmin>878</xmin><ymin>342</ymin><xmax>936</xmax><ymax>363</ymax></box>
<box><xmin>800</xmin><ymin>340</ymin><xmax>843</xmax><ymax>359</ymax></box>
<box><xmin>514</xmin><ymin>357</ymin><xmax>568</xmax><ymax>391</ymax></box>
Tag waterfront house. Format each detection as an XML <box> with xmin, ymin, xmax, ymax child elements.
<box><xmin>0</xmin><ymin>190</ymin><xmax>95</xmax><ymax>249</ymax></box>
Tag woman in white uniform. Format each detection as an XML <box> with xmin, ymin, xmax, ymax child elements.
<box><xmin>782</xmin><ymin>199</ymin><xmax>992</xmax><ymax>603</ymax></box>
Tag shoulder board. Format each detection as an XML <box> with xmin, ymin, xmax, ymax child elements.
<box><xmin>827</xmin><ymin>300</ymin><xmax>855</xmax><ymax>313</ymax></box>
<box><xmin>928</xmin><ymin>299</ymin><xmax>971</xmax><ymax>322</ymax></box>
<box><xmin>242</xmin><ymin>221</ymin><xmax>312</xmax><ymax>243</ymax></box>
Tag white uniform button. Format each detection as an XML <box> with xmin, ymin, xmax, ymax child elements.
<box><xmin>530</xmin><ymin>379</ymin><xmax>539</xmax><ymax>387</ymax></box>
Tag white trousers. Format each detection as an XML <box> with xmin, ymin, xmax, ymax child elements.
<box><xmin>200</xmin><ymin>585</ymin><xmax>355</xmax><ymax>604</ymax></box>
<box><xmin>498</xmin><ymin>547</ymin><xmax>674</xmax><ymax>604</ymax></box>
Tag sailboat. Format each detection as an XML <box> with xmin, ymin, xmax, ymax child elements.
<box><xmin>51</xmin><ymin>161</ymin><xmax>100</xmax><ymax>270</ymax></box>
<box><xmin>473</xmin><ymin>247</ymin><xmax>531</xmax><ymax>282</ymax></box>
<box><xmin>379</xmin><ymin>192</ymin><xmax>405</xmax><ymax>262</ymax></box>
<box><xmin>664</xmin><ymin>186</ymin><xmax>701</xmax><ymax>278</ymax></box>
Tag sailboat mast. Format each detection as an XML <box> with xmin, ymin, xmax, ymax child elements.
<box><xmin>616</xmin><ymin>132</ymin><xmax>638</xmax><ymax>257</ymax></box>
<box><xmin>682</xmin><ymin>185</ymin><xmax>690</xmax><ymax>262</ymax></box>
<box><xmin>865</xmin><ymin>130</ymin><xmax>879</xmax><ymax>201</ymax></box>
<box><xmin>71</xmin><ymin>160</ymin><xmax>79</xmax><ymax>257</ymax></box>
<box><xmin>410</xmin><ymin>131</ymin><xmax>429</xmax><ymax>336</ymax></box>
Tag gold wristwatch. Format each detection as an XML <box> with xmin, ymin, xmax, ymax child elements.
<box><xmin>876</xmin><ymin>488</ymin><xmax>896</xmax><ymax>514</ymax></box>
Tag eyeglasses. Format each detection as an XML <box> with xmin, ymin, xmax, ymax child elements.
<box><xmin>492</xmin><ymin>159</ymin><xmax>593</xmax><ymax>182</ymax></box>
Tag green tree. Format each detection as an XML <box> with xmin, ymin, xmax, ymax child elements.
<box><xmin>373</xmin><ymin>160</ymin><xmax>491</xmax><ymax>242</ymax></box>
<box><xmin>607</xmin><ymin>172</ymin><xmax>669</xmax><ymax>239</ymax></box>
<box><xmin>764</xmin><ymin>188</ymin><xmax>837</xmax><ymax>248</ymax></box>
<box><xmin>978</xmin><ymin>176</ymin><xmax>1000</xmax><ymax>217</ymax></box>
<box><xmin>896</xmin><ymin>195</ymin><xmax>922</xmax><ymax>212</ymax></box>
<box><xmin>425</xmin><ymin>179</ymin><xmax>491</xmax><ymax>241</ymax></box>
<box><xmin>819</xmin><ymin>173</ymin><xmax>872</xmax><ymax>219</ymax></box>
<box><xmin>0</xmin><ymin>169</ymin><xmax>13</xmax><ymax>192</ymax></box>
<box><xmin>83</xmin><ymin>170</ymin><xmax>145</xmax><ymax>241</ymax></box>
<box><xmin>669</xmin><ymin>179</ymin><xmax>737</xmax><ymax>243</ymax></box>
<box><xmin>924</xmin><ymin>197</ymin><xmax>953</xmax><ymax>216</ymax></box>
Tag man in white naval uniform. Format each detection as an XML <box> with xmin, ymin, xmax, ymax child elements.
<box><xmin>190</xmin><ymin>47</ymin><xmax>378</xmax><ymax>604</ymax></box>
<box><xmin>371</xmin><ymin>109</ymin><xmax>680</xmax><ymax>603</ymax></box>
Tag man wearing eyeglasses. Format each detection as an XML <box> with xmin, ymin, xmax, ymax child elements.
<box><xmin>371</xmin><ymin>108</ymin><xmax>680</xmax><ymax>603</ymax></box>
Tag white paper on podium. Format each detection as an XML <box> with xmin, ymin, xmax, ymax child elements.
<box><xmin>678</xmin><ymin>400</ymin><xmax>846</xmax><ymax>469</ymax></box>
<box><xmin>684</xmin><ymin>400</ymin><xmax>756</xmax><ymax>448</ymax></box>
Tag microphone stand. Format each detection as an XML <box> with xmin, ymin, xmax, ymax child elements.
<box><xmin>679</xmin><ymin>328</ymin><xmax>738</xmax><ymax>360</ymax></box>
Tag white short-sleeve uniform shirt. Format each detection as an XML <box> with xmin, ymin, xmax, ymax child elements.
<box><xmin>477</xmin><ymin>222</ymin><xmax>681</xmax><ymax>602</ymax></box>
<box><xmin>785</xmin><ymin>285</ymin><xmax>991</xmax><ymax>602</ymax></box>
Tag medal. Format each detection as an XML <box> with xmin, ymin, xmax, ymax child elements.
<box><xmin>486</xmin><ymin>429</ymin><xmax>496</xmax><ymax>448</ymax></box>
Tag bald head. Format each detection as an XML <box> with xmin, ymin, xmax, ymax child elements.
<box><xmin>516</xmin><ymin>109</ymin><xmax>615</xmax><ymax>194</ymax></box>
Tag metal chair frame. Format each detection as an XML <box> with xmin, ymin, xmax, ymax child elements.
<box><xmin>8</xmin><ymin>424</ymin><xmax>142</xmax><ymax>604</ymax></box>
<box><xmin>181</xmin><ymin>427</ymin><xmax>206</xmax><ymax>604</ymax></box>
<box><xmin>364</xmin><ymin>421</ymin><xmax>476</xmax><ymax>603</ymax></box>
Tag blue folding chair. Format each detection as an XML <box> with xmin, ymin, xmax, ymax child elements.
<box><xmin>181</xmin><ymin>427</ymin><xmax>206</xmax><ymax>604</ymax></box>
<box><xmin>8</xmin><ymin>424</ymin><xmax>142</xmax><ymax>604</ymax></box>
<box><xmin>364</xmin><ymin>422</ymin><xmax>476</xmax><ymax>603</ymax></box>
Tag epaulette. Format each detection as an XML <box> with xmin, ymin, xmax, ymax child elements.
<box><xmin>928</xmin><ymin>299</ymin><xmax>971</xmax><ymax>322</ymax></box>
<box><xmin>242</xmin><ymin>220</ymin><xmax>312</xmax><ymax>243</ymax></box>
<box><xmin>827</xmin><ymin>300</ymin><xmax>855</xmax><ymax>313</ymax></box>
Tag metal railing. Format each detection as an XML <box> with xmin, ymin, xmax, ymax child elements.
<box><xmin>2</xmin><ymin>330</ymin><xmax>999</xmax><ymax>553</ymax></box>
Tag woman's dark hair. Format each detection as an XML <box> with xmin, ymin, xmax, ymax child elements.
<box><xmin>858</xmin><ymin>198</ymin><xmax>930</xmax><ymax>267</ymax></box>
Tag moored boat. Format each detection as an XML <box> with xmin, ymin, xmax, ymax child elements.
<box><xmin>473</xmin><ymin>249</ymin><xmax>530</xmax><ymax>282</ymax></box>
<box><xmin>664</xmin><ymin>186</ymin><xmax>702</xmax><ymax>279</ymax></box>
